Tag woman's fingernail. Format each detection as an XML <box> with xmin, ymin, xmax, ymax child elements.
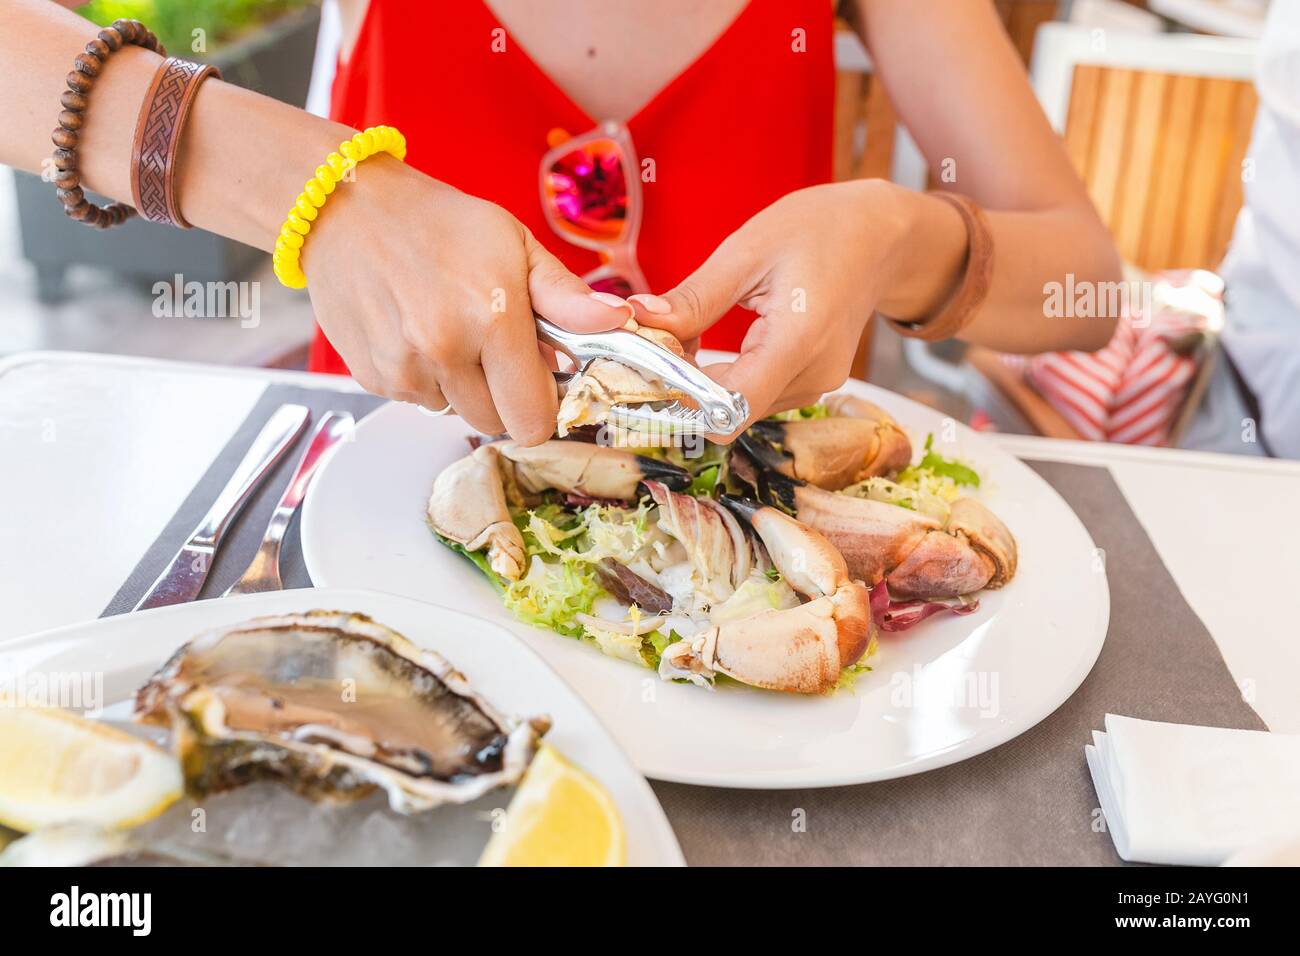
<box><xmin>629</xmin><ymin>293</ymin><xmax>672</xmax><ymax>314</ymax></box>
<box><xmin>589</xmin><ymin>291</ymin><xmax>631</xmax><ymax>310</ymax></box>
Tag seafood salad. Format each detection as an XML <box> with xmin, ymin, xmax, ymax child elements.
<box><xmin>427</xmin><ymin>354</ymin><xmax>1018</xmax><ymax>696</ymax></box>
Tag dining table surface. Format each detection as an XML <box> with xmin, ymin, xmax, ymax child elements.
<box><xmin>2</xmin><ymin>348</ymin><xmax>1297</xmax><ymax>742</ymax></box>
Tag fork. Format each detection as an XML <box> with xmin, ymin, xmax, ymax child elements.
<box><xmin>223</xmin><ymin>410</ymin><xmax>355</xmax><ymax>596</ymax></box>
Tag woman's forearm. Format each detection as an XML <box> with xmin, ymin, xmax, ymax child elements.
<box><xmin>0</xmin><ymin>0</ymin><xmax>353</xmax><ymax>251</ymax></box>
<box><xmin>973</xmin><ymin>205</ymin><xmax>1122</xmax><ymax>354</ymax></box>
<box><xmin>875</xmin><ymin>185</ymin><xmax>1122</xmax><ymax>354</ymax></box>
<box><xmin>175</xmin><ymin>78</ymin><xmax>354</xmax><ymax>250</ymax></box>
<box><xmin>852</xmin><ymin>0</ymin><xmax>1122</xmax><ymax>355</ymax></box>
<box><xmin>0</xmin><ymin>2</ymin><xmax>636</xmax><ymax>437</ymax></box>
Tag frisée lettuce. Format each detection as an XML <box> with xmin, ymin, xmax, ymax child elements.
<box><xmin>503</xmin><ymin>555</ymin><xmax>605</xmax><ymax>639</ymax></box>
<box><xmin>895</xmin><ymin>433</ymin><xmax>980</xmax><ymax>500</ymax></box>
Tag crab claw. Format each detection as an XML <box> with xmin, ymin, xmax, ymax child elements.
<box><xmin>734</xmin><ymin>452</ymin><xmax>1016</xmax><ymax>600</ymax></box>
<box><xmin>738</xmin><ymin>395</ymin><xmax>912</xmax><ymax>491</ymax></box>
<box><xmin>427</xmin><ymin>444</ymin><xmax>527</xmax><ymax>580</ymax></box>
<box><xmin>646</xmin><ymin>482</ymin><xmax>751</xmax><ymax>597</ymax></box>
<box><xmin>556</xmin><ymin>322</ymin><xmax>691</xmax><ymax>440</ymax></box>
<box><xmin>498</xmin><ymin>440</ymin><xmax>690</xmax><ymax>502</ymax></box>
<box><xmin>659</xmin><ymin>497</ymin><xmax>873</xmax><ymax>694</ymax></box>
<box><xmin>886</xmin><ymin>498</ymin><xmax>1017</xmax><ymax>597</ymax></box>
<box><xmin>428</xmin><ymin>440</ymin><xmax>690</xmax><ymax>582</ymax></box>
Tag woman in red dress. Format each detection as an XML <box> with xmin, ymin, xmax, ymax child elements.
<box><xmin>5</xmin><ymin>1</ymin><xmax>1120</xmax><ymax>443</ymax></box>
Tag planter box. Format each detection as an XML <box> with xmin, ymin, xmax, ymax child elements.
<box><xmin>15</xmin><ymin>5</ymin><xmax>322</xmax><ymax>301</ymax></box>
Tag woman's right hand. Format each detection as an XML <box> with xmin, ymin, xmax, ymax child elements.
<box><xmin>301</xmin><ymin>156</ymin><xmax>633</xmax><ymax>444</ymax></box>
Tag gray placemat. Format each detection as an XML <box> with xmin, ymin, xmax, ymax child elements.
<box><xmin>649</xmin><ymin>459</ymin><xmax>1266</xmax><ymax>866</ymax></box>
<box><xmin>101</xmin><ymin>384</ymin><xmax>387</xmax><ymax>616</ymax></box>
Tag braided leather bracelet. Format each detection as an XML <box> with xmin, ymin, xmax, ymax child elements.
<box><xmin>51</xmin><ymin>18</ymin><xmax>163</xmax><ymax>229</ymax></box>
<box><xmin>882</xmin><ymin>191</ymin><xmax>995</xmax><ymax>342</ymax></box>
<box><xmin>130</xmin><ymin>57</ymin><xmax>222</xmax><ymax>228</ymax></box>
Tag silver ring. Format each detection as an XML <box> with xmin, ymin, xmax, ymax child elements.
<box><xmin>415</xmin><ymin>401</ymin><xmax>454</xmax><ymax>418</ymax></box>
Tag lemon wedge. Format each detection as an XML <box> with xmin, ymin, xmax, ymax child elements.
<box><xmin>0</xmin><ymin>705</ymin><xmax>182</xmax><ymax>833</ymax></box>
<box><xmin>479</xmin><ymin>745</ymin><xmax>626</xmax><ymax>867</ymax></box>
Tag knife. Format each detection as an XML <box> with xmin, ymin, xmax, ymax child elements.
<box><xmin>133</xmin><ymin>404</ymin><xmax>311</xmax><ymax>611</ymax></box>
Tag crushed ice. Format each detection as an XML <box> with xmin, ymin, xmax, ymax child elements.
<box><xmin>130</xmin><ymin>782</ymin><xmax>506</xmax><ymax>866</ymax></box>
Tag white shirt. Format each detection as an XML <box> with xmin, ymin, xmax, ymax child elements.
<box><xmin>1218</xmin><ymin>1</ymin><xmax>1300</xmax><ymax>457</ymax></box>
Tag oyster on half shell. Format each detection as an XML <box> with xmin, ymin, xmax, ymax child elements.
<box><xmin>135</xmin><ymin>610</ymin><xmax>548</xmax><ymax>814</ymax></box>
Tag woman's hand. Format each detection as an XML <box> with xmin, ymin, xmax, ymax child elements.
<box><xmin>633</xmin><ymin>179</ymin><xmax>967</xmax><ymax>431</ymax></box>
<box><xmin>302</xmin><ymin>157</ymin><xmax>632</xmax><ymax>443</ymax></box>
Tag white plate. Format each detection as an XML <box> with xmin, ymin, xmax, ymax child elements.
<box><xmin>0</xmin><ymin>588</ymin><xmax>683</xmax><ymax>867</ymax></box>
<box><xmin>302</xmin><ymin>378</ymin><xmax>1109</xmax><ymax>788</ymax></box>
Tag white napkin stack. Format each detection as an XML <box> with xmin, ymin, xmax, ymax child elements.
<box><xmin>1086</xmin><ymin>714</ymin><xmax>1300</xmax><ymax>866</ymax></box>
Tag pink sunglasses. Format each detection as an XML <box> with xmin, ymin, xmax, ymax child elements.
<box><xmin>539</xmin><ymin>120</ymin><xmax>648</xmax><ymax>298</ymax></box>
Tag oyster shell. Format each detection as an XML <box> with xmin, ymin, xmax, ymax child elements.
<box><xmin>135</xmin><ymin>610</ymin><xmax>547</xmax><ymax>814</ymax></box>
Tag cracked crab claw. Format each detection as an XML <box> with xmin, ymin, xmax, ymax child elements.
<box><xmin>555</xmin><ymin>322</ymin><xmax>692</xmax><ymax>440</ymax></box>
<box><xmin>739</xmin><ymin>457</ymin><xmax>1018</xmax><ymax>600</ymax></box>
<box><xmin>739</xmin><ymin>393</ymin><xmax>913</xmax><ymax>491</ymax></box>
<box><xmin>427</xmin><ymin>439</ymin><xmax>690</xmax><ymax>581</ymax></box>
<box><xmin>658</xmin><ymin>496</ymin><xmax>873</xmax><ymax>695</ymax></box>
<box><xmin>644</xmin><ymin>481</ymin><xmax>750</xmax><ymax>607</ymax></box>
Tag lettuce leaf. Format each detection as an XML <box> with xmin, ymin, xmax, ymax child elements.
<box><xmin>770</xmin><ymin>403</ymin><xmax>830</xmax><ymax>421</ymax></box>
<box><xmin>842</xmin><ymin>475</ymin><xmax>950</xmax><ymax>521</ymax></box>
<box><xmin>903</xmin><ymin>434</ymin><xmax>981</xmax><ymax>488</ymax></box>
<box><xmin>503</xmin><ymin>557</ymin><xmax>606</xmax><ymax>639</ymax></box>
<box><xmin>631</xmin><ymin>440</ymin><xmax>730</xmax><ymax>491</ymax></box>
<box><xmin>430</xmin><ymin>530</ymin><xmax>505</xmax><ymax>594</ymax></box>
<box><xmin>639</xmin><ymin>628</ymin><xmax>684</xmax><ymax>669</ymax></box>
<box><xmin>490</xmin><ymin>502</ymin><xmax>656</xmax><ymax>643</ymax></box>
<box><xmin>688</xmin><ymin>464</ymin><xmax>721</xmax><ymax>497</ymax></box>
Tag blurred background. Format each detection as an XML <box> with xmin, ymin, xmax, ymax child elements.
<box><xmin>0</xmin><ymin>0</ymin><xmax>1273</xmax><ymax>437</ymax></box>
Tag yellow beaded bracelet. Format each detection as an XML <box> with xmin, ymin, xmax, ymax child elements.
<box><xmin>272</xmin><ymin>125</ymin><xmax>407</xmax><ymax>289</ymax></box>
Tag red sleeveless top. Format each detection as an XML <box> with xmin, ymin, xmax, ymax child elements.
<box><xmin>309</xmin><ymin>0</ymin><xmax>833</xmax><ymax>374</ymax></box>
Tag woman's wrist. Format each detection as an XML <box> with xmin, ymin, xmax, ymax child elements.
<box><xmin>0</xmin><ymin>2</ymin><xmax>354</xmax><ymax>252</ymax></box>
<box><xmin>58</xmin><ymin>42</ymin><xmax>162</xmax><ymax>204</ymax></box>
<box><xmin>174</xmin><ymin>79</ymin><xmax>356</xmax><ymax>252</ymax></box>
<box><xmin>271</xmin><ymin>125</ymin><xmax>407</xmax><ymax>288</ymax></box>
<box><xmin>868</xmin><ymin>180</ymin><xmax>969</xmax><ymax>322</ymax></box>
<box><xmin>298</xmin><ymin>152</ymin><xmax>421</xmax><ymax>278</ymax></box>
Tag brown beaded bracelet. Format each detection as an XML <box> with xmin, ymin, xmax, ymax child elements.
<box><xmin>51</xmin><ymin>18</ymin><xmax>165</xmax><ymax>229</ymax></box>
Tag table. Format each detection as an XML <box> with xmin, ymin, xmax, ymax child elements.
<box><xmin>2</xmin><ymin>351</ymin><xmax>1297</xmax><ymax>735</ymax></box>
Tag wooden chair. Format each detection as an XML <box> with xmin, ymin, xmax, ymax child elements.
<box><xmin>1032</xmin><ymin>21</ymin><xmax>1257</xmax><ymax>271</ymax></box>
<box><xmin>965</xmin><ymin>22</ymin><xmax>1258</xmax><ymax>439</ymax></box>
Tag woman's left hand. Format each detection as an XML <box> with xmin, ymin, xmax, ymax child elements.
<box><xmin>633</xmin><ymin>179</ymin><xmax>965</xmax><ymax>432</ymax></box>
